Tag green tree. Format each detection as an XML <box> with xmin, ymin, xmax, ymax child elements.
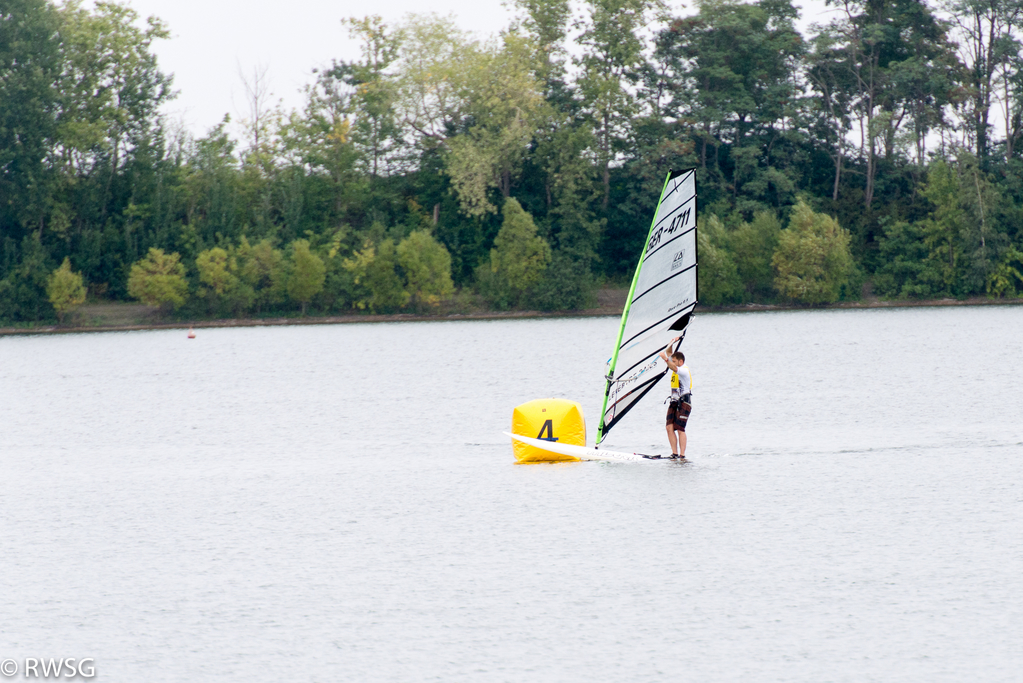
<box><xmin>295</xmin><ymin>72</ymin><xmax>363</xmax><ymax>230</ymax></box>
<box><xmin>444</xmin><ymin>34</ymin><xmax>547</xmax><ymax>216</ymax></box>
<box><xmin>363</xmin><ymin>238</ymin><xmax>410</xmax><ymax>312</ymax></box>
<box><xmin>396</xmin><ymin>230</ymin><xmax>454</xmax><ymax>310</ymax></box>
<box><xmin>236</xmin><ymin>237</ymin><xmax>286</xmax><ymax>314</ymax></box>
<box><xmin>986</xmin><ymin>245</ymin><xmax>1023</xmax><ymax>297</ymax></box>
<box><xmin>286</xmin><ymin>239</ymin><xmax>326</xmax><ymax>315</ymax></box>
<box><xmin>729</xmin><ymin>210</ymin><xmax>781</xmax><ymax>300</ymax></box>
<box><xmin>655</xmin><ymin>0</ymin><xmax>803</xmax><ymax>189</ymax></box>
<box><xmin>181</xmin><ymin>119</ymin><xmax>242</xmax><ymax>250</ymax></box>
<box><xmin>196</xmin><ymin>247</ymin><xmax>234</xmax><ymax>296</ymax></box>
<box><xmin>919</xmin><ymin>161</ymin><xmax>967</xmax><ymax>295</ymax></box>
<box><xmin>512</xmin><ymin>0</ymin><xmax>572</xmax><ymax>88</ymax></box>
<box><xmin>392</xmin><ymin>16</ymin><xmax>546</xmax><ymax>216</ymax></box>
<box><xmin>956</xmin><ymin>156</ymin><xmax>1009</xmax><ymax>291</ymax></box>
<box><xmin>576</xmin><ymin>0</ymin><xmax>660</xmax><ymax>209</ymax></box>
<box><xmin>0</xmin><ymin>0</ymin><xmax>60</xmax><ymax>237</ymax></box>
<box><xmin>772</xmin><ymin>200</ymin><xmax>854</xmax><ymax>304</ymax></box>
<box><xmin>528</xmin><ymin>250</ymin><xmax>595</xmax><ymax>310</ymax></box>
<box><xmin>196</xmin><ymin>246</ymin><xmax>253</xmax><ymax>315</ymax></box>
<box><xmin>806</xmin><ymin>28</ymin><xmax>856</xmax><ymax>201</ymax></box>
<box><xmin>942</xmin><ymin>0</ymin><xmax>1023</xmax><ymax>165</ymax></box>
<box><xmin>127</xmin><ymin>248</ymin><xmax>189</xmax><ymax>310</ymax></box>
<box><xmin>916</xmin><ymin>158</ymin><xmax>1010</xmax><ymax>296</ymax></box>
<box><xmin>339</xmin><ymin>15</ymin><xmax>402</xmax><ymax>177</ymax></box>
<box><xmin>54</xmin><ymin>1</ymin><xmax>173</xmax><ymax>197</ymax></box>
<box><xmin>1003</xmin><ymin>55</ymin><xmax>1023</xmax><ymax>159</ymax></box>
<box><xmin>393</xmin><ymin>14</ymin><xmax>470</xmax><ymax>146</ymax></box>
<box><xmin>815</xmin><ymin>0</ymin><xmax>953</xmax><ymax>207</ymax></box>
<box><xmin>0</xmin><ymin>237</ymin><xmax>54</xmax><ymax>323</ymax></box>
<box><xmin>697</xmin><ymin>215</ymin><xmax>743</xmax><ymax>306</ymax></box>
<box><xmin>536</xmin><ymin>118</ymin><xmax>602</xmax><ymax>267</ymax></box>
<box><xmin>46</xmin><ymin>257</ymin><xmax>88</xmax><ymax>324</ymax></box>
<box><xmin>339</xmin><ymin>239</ymin><xmax>378</xmax><ymax>311</ymax></box>
<box><xmin>480</xmin><ymin>198</ymin><xmax>551</xmax><ymax>307</ymax></box>
<box><xmin>874</xmin><ymin>219</ymin><xmax>941</xmax><ymax>298</ymax></box>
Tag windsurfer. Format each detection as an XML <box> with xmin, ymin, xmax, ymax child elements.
<box><xmin>659</xmin><ymin>337</ymin><xmax>692</xmax><ymax>458</ymax></box>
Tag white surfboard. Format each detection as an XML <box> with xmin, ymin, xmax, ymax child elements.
<box><xmin>504</xmin><ymin>432</ymin><xmax>675</xmax><ymax>463</ymax></box>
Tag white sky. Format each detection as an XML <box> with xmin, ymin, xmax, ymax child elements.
<box><xmin>120</xmin><ymin>0</ymin><xmax>834</xmax><ymax>140</ymax></box>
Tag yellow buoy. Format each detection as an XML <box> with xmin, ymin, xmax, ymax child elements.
<box><xmin>511</xmin><ymin>398</ymin><xmax>586</xmax><ymax>463</ymax></box>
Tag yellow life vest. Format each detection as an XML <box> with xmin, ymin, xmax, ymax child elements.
<box><xmin>670</xmin><ymin>365</ymin><xmax>692</xmax><ymax>397</ymax></box>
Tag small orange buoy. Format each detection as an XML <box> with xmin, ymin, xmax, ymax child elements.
<box><xmin>187</xmin><ymin>327</ymin><xmax>196</xmax><ymax>339</ymax></box>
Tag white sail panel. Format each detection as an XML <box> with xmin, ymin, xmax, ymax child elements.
<box><xmin>598</xmin><ymin>170</ymin><xmax>697</xmax><ymax>442</ymax></box>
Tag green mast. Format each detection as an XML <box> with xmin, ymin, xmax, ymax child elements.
<box><xmin>595</xmin><ymin>171</ymin><xmax>672</xmax><ymax>445</ymax></box>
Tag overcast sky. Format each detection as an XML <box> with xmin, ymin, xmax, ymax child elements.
<box><xmin>120</xmin><ymin>0</ymin><xmax>833</xmax><ymax>140</ymax></box>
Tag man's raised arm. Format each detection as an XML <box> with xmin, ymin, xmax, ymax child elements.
<box><xmin>659</xmin><ymin>336</ymin><xmax>681</xmax><ymax>371</ymax></box>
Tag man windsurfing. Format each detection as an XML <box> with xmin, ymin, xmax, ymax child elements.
<box><xmin>659</xmin><ymin>336</ymin><xmax>692</xmax><ymax>459</ymax></box>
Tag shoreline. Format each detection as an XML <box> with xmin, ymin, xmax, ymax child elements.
<box><xmin>2</xmin><ymin>293</ymin><xmax>1021</xmax><ymax>337</ymax></box>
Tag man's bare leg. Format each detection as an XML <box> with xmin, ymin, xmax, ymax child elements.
<box><xmin>665</xmin><ymin>423</ymin><xmax>678</xmax><ymax>456</ymax></box>
<box><xmin>676</xmin><ymin>430</ymin><xmax>687</xmax><ymax>458</ymax></box>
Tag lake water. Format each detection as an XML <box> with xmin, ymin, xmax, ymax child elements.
<box><xmin>1</xmin><ymin>306</ymin><xmax>1022</xmax><ymax>682</ymax></box>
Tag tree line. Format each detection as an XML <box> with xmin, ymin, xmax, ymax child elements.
<box><xmin>3</xmin><ymin>0</ymin><xmax>1023</xmax><ymax>325</ymax></box>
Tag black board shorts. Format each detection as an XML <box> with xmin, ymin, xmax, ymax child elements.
<box><xmin>666</xmin><ymin>397</ymin><xmax>692</xmax><ymax>432</ymax></box>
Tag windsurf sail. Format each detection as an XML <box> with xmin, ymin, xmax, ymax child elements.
<box><xmin>596</xmin><ymin>169</ymin><xmax>698</xmax><ymax>445</ymax></box>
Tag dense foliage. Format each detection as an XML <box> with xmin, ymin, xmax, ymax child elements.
<box><xmin>4</xmin><ymin>0</ymin><xmax>1023</xmax><ymax>324</ymax></box>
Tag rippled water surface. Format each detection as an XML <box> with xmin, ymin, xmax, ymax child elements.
<box><xmin>2</xmin><ymin>306</ymin><xmax>1022</xmax><ymax>682</ymax></box>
